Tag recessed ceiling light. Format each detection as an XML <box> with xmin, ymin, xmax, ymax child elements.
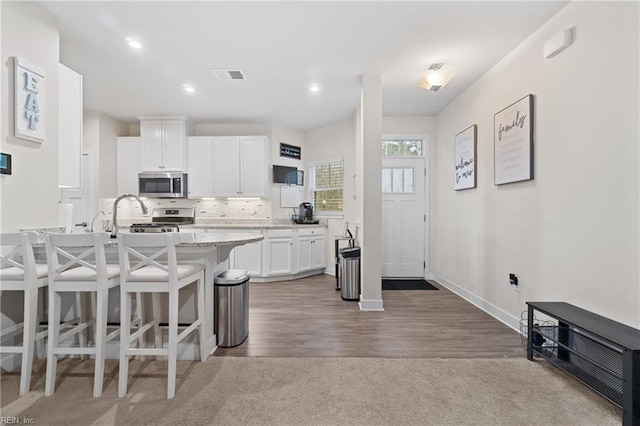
<box><xmin>309</xmin><ymin>84</ymin><xmax>320</xmax><ymax>93</ymax></box>
<box><xmin>183</xmin><ymin>84</ymin><xmax>195</xmax><ymax>93</ymax></box>
<box><xmin>125</xmin><ymin>37</ymin><xmax>142</xmax><ymax>49</ymax></box>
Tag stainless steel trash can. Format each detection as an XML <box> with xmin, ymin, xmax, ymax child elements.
<box><xmin>214</xmin><ymin>269</ymin><xmax>250</xmax><ymax>347</ymax></box>
<box><xmin>339</xmin><ymin>247</ymin><xmax>361</xmax><ymax>301</ymax></box>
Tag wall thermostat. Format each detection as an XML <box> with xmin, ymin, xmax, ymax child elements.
<box><xmin>0</xmin><ymin>153</ymin><xmax>12</xmax><ymax>175</ymax></box>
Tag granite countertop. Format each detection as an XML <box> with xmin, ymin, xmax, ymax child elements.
<box><xmin>32</xmin><ymin>232</ymin><xmax>264</xmax><ymax>248</ymax></box>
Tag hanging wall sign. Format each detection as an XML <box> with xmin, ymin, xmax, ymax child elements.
<box><xmin>454</xmin><ymin>124</ymin><xmax>477</xmax><ymax>190</ymax></box>
<box><xmin>494</xmin><ymin>94</ymin><xmax>533</xmax><ymax>185</ymax></box>
<box><xmin>14</xmin><ymin>57</ymin><xmax>46</xmax><ymax>143</ymax></box>
<box><xmin>280</xmin><ymin>143</ymin><xmax>301</xmax><ymax>160</ymax></box>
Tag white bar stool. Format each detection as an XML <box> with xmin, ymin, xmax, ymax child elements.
<box><xmin>117</xmin><ymin>233</ymin><xmax>206</xmax><ymax>399</ymax></box>
<box><xmin>0</xmin><ymin>232</ymin><xmax>48</xmax><ymax>395</ymax></box>
<box><xmin>44</xmin><ymin>232</ymin><xmax>120</xmax><ymax>397</ymax></box>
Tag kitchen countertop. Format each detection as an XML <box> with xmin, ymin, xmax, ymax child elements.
<box><xmin>32</xmin><ymin>232</ymin><xmax>264</xmax><ymax>247</ymax></box>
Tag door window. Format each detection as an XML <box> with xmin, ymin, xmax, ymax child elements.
<box><xmin>382</xmin><ymin>167</ymin><xmax>414</xmax><ymax>193</ymax></box>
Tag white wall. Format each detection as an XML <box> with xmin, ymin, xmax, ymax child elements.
<box><xmin>98</xmin><ymin>113</ymin><xmax>129</xmax><ymax>199</ymax></box>
<box><xmin>83</xmin><ymin>111</ymin><xmax>129</xmax><ymax>217</ymax></box>
<box><xmin>270</xmin><ymin>124</ymin><xmax>306</xmax><ymax>218</ymax></box>
<box><xmin>432</xmin><ymin>1</ymin><xmax>639</xmax><ymax>328</ymax></box>
<box><xmin>0</xmin><ymin>2</ymin><xmax>60</xmax><ymax>232</ymax></box>
<box><xmin>305</xmin><ymin>118</ymin><xmax>357</xmax><ymax>269</ymax></box>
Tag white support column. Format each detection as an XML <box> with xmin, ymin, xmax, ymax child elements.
<box><xmin>358</xmin><ymin>74</ymin><xmax>384</xmax><ymax>311</ymax></box>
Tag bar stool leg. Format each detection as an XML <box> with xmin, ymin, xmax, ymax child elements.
<box><xmin>19</xmin><ymin>288</ymin><xmax>38</xmax><ymax>395</ymax></box>
<box><xmin>167</xmin><ymin>287</ymin><xmax>178</xmax><ymax>399</ymax></box>
<box><xmin>197</xmin><ymin>274</ymin><xmax>207</xmax><ymax>361</ymax></box>
<box><xmin>45</xmin><ymin>290</ymin><xmax>62</xmax><ymax>396</ymax></box>
<box><xmin>152</xmin><ymin>293</ymin><xmax>163</xmax><ymax>359</ymax></box>
<box><xmin>93</xmin><ymin>287</ymin><xmax>108</xmax><ymax>397</ymax></box>
<box><xmin>118</xmin><ymin>290</ymin><xmax>132</xmax><ymax>398</ymax></box>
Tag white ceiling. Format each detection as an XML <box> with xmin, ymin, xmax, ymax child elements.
<box><xmin>39</xmin><ymin>1</ymin><xmax>568</xmax><ymax>131</ymax></box>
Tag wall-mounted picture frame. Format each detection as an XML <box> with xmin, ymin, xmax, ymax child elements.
<box><xmin>454</xmin><ymin>124</ymin><xmax>477</xmax><ymax>190</ymax></box>
<box><xmin>280</xmin><ymin>143</ymin><xmax>301</xmax><ymax>160</ymax></box>
<box><xmin>14</xmin><ymin>57</ymin><xmax>46</xmax><ymax>143</ymax></box>
<box><xmin>494</xmin><ymin>94</ymin><xmax>533</xmax><ymax>185</ymax></box>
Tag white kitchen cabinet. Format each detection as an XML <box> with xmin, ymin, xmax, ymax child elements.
<box><xmin>296</xmin><ymin>228</ymin><xmax>326</xmax><ymax>272</ymax></box>
<box><xmin>212</xmin><ymin>136</ymin><xmax>270</xmax><ymax>197</ymax></box>
<box><xmin>226</xmin><ymin>230</ymin><xmax>264</xmax><ymax>277</ymax></box>
<box><xmin>140</xmin><ymin>117</ymin><xmax>194</xmax><ymax>171</ymax></box>
<box><xmin>186</xmin><ymin>137</ymin><xmax>214</xmax><ymax>197</ymax></box>
<box><xmin>117</xmin><ymin>137</ymin><xmax>142</xmax><ymax>195</ymax></box>
<box><xmin>264</xmin><ymin>229</ymin><xmax>293</xmax><ymax>276</ymax></box>
<box><xmin>58</xmin><ymin>63</ymin><xmax>83</xmax><ymax>188</ymax></box>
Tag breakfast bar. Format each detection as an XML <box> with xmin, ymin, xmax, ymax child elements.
<box><xmin>34</xmin><ymin>231</ymin><xmax>264</xmax><ymax>357</ymax></box>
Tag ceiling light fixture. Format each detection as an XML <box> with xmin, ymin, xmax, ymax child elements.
<box><xmin>125</xmin><ymin>37</ymin><xmax>142</xmax><ymax>49</ymax></box>
<box><xmin>183</xmin><ymin>84</ymin><xmax>195</xmax><ymax>93</ymax></box>
<box><xmin>417</xmin><ymin>63</ymin><xmax>455</xmax><ymax>92</ymax></box>
<box><xmin>309</xmin><ymin>84</ymin><xmax>320</xmax><ymax>93</ymax></box>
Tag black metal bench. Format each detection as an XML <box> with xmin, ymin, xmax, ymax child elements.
<box><xmin>526</xmin><ymin>302</ymin><xmax>640</xmax><ymax>425</ymax></box>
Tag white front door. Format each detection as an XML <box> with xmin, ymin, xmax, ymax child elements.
<box><xmin>381</xmin><ymin>157</ymin><xmax>426</xmax><ymax>278</ymax></box>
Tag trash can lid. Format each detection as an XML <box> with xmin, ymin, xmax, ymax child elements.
<box><xmin>339</xmin><ymin>247</ymin><xmax>361</xmax><ymax>258</ymax></box>
<box><xmin>215</xmin><ymin>269</ymin><xmax>250</xmax><ymax>285</ymax></box>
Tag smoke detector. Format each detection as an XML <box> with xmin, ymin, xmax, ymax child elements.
<box><xmin>212</xmin><ymin>69</ymin><xmax>246</xmax><ymax>80</ymax></box>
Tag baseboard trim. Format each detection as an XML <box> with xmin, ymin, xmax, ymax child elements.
<box><xmin>431</xmin><ymin>273</ymin><xmax>520</xmax><ymax>332</ymax></box>
<box><xmin>359</xmin><ymin>299</ymin><xmax>384</xmax><ymax>311</ymax></box>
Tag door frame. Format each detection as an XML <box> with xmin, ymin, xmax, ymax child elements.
<box><xmin>381</xmin><ymin>134</ymin><xmax>430</xmax><ymax>278</ymax></box>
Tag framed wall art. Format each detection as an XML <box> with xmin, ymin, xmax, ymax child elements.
<box><xmin>280</xmin><ymin>143</ymin><xmax>301</xmax><ymax>160</ymax></box>
<box><xmin>494</xmin><ymin>94</ymin><xmax>533</xmax><ymax>185</ymax></box>
<box><xmin>14</xmin><ymin>57</ymin><xmax>46</xmax><ymax>143</ymax></box>
<box><xmin>454</xmin><ymin>124</ymin><xmax>477</xmax><ymax>190</ymax></box>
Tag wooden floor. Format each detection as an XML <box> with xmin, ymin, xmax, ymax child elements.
<box><xmin>215</xmin><ymin>274</ymin><xmax>524</xmax><ymax>358</ymax></box>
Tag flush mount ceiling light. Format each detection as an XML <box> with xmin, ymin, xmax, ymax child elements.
<box><xmin>417</xmin><ymin>63</ymin><xmax>456</xmax><ymax>92</ymax></box>
<box><xmin>212</xmin><ymin>69</ymin><xmax>246</xmax><ymax>80</ymax></box>
<box><xmin>182</xmin><ymin>84</ymin><xmax>195</xmax><ymax>93</ymax></box>
<box><xmin>125</xmin><ymin>37</ymin><xmax>142</xmax><ymax>49</ymax></box>
<box><xmin>309</xmin><ymin>84</ymin><xmax>321</xmax><ymax>93</ymax></box>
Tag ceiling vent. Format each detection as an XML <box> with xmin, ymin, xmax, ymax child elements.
<box><xmin>212</xmin><ymin>69</ymin><xmax>246</xmax><ymax>80</ymax></box>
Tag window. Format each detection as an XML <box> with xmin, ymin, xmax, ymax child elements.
<box><xmin>381</xmin><ymin>139</ymin><xmax>422</xmax><ymax>157</ymax></box>
<box><xmin>309</xmin><ymin>158</ymin><xmax>343</xmax><ymax>213</ymax></box>
<box><xmin>382</xmin><ymin>167</ymin><xmax>414</xmax><ymax>193</ymax></box>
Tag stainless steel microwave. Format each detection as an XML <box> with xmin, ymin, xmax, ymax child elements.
<box><xmin>138</xmin><ymin>172</ymin><xmax>188</xmax><ymax>198</ymax></box>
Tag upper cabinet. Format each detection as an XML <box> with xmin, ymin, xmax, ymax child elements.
<box><xmin>139</xmin><ymin>117</ymin><xmax>194</xmax><ymax>171</ymax></box>
<box><xmin>58</xmin><ymin>63</ymin><xmax>83</xmax><ymax>188</ymax></box>
<box><xmin>212</xmin><ymin>136</ymin><xmax>270</xmax><ymax>197</ymax></box>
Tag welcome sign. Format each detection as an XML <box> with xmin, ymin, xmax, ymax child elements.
<box><xmin>15</xmin><ymin>57</ymin><xmax>46</xmax><ymax>143</ymax></box>
<box><xmin>493</xmin><ymin>94</ymin><xmax>533</xmax><ymax>185</ymax></box>
<box><xmin>454</xmin><ymin>124</ymin><xmax>477</xmax><ymax>190</ymax></box>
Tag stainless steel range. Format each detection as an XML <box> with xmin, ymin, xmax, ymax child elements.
<box><xmin>129</xmin><ymin>207</ymin><xmax>195</xmax><ymax>233</ymax></box>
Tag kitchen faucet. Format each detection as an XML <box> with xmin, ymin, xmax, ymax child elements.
<box><xmin>111</xmin><ymin>194</ymin><xmax>148</xmax><ymax>238</ymax></box>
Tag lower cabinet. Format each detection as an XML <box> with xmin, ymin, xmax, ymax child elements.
<box><xmin>264</xmin><ymin>229</ymin><xmax>293</xmax><ymax>276</ymax></box>
<box><xmin>209</xmin><ymin>227</ymin><xmax>326</xmax><ymax>281</ymax></box>
<box><xmin>218</xmin><ymin>229</ymin><xmax>264</xmax><ymax>277</ymax></box>
<box><xmin>297</xmin><ymin>228</ymin><xmax>325</xmax><ymax>273</ymax></box>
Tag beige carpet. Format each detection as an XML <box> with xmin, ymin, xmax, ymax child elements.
<box><xmin>1</xmin><ymin>357</ymin><xmax>620</xmax><ymax>425</ymax></box>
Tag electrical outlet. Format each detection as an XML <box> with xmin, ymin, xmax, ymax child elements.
<box><xmin>509</xmin><ymin>273</ymin><xmax>518</xmax><ymax>286</ymax></box>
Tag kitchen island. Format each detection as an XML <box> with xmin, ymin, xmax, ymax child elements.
<box><xmin>33</xmin><ymin>231</ymin><xmax>263</xmax><ymax>358</ymax></box>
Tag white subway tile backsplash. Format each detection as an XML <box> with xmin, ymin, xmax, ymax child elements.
<box><xmin>100</xmin><ymin>198</ymin><xmax>272</xmax><ymax>224</ymax></box>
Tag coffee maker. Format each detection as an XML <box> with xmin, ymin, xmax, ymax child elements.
<box><xmin>297</xmin><ymin>202</ymin><xmax>318</xmax><ymax>224</ymax></box>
